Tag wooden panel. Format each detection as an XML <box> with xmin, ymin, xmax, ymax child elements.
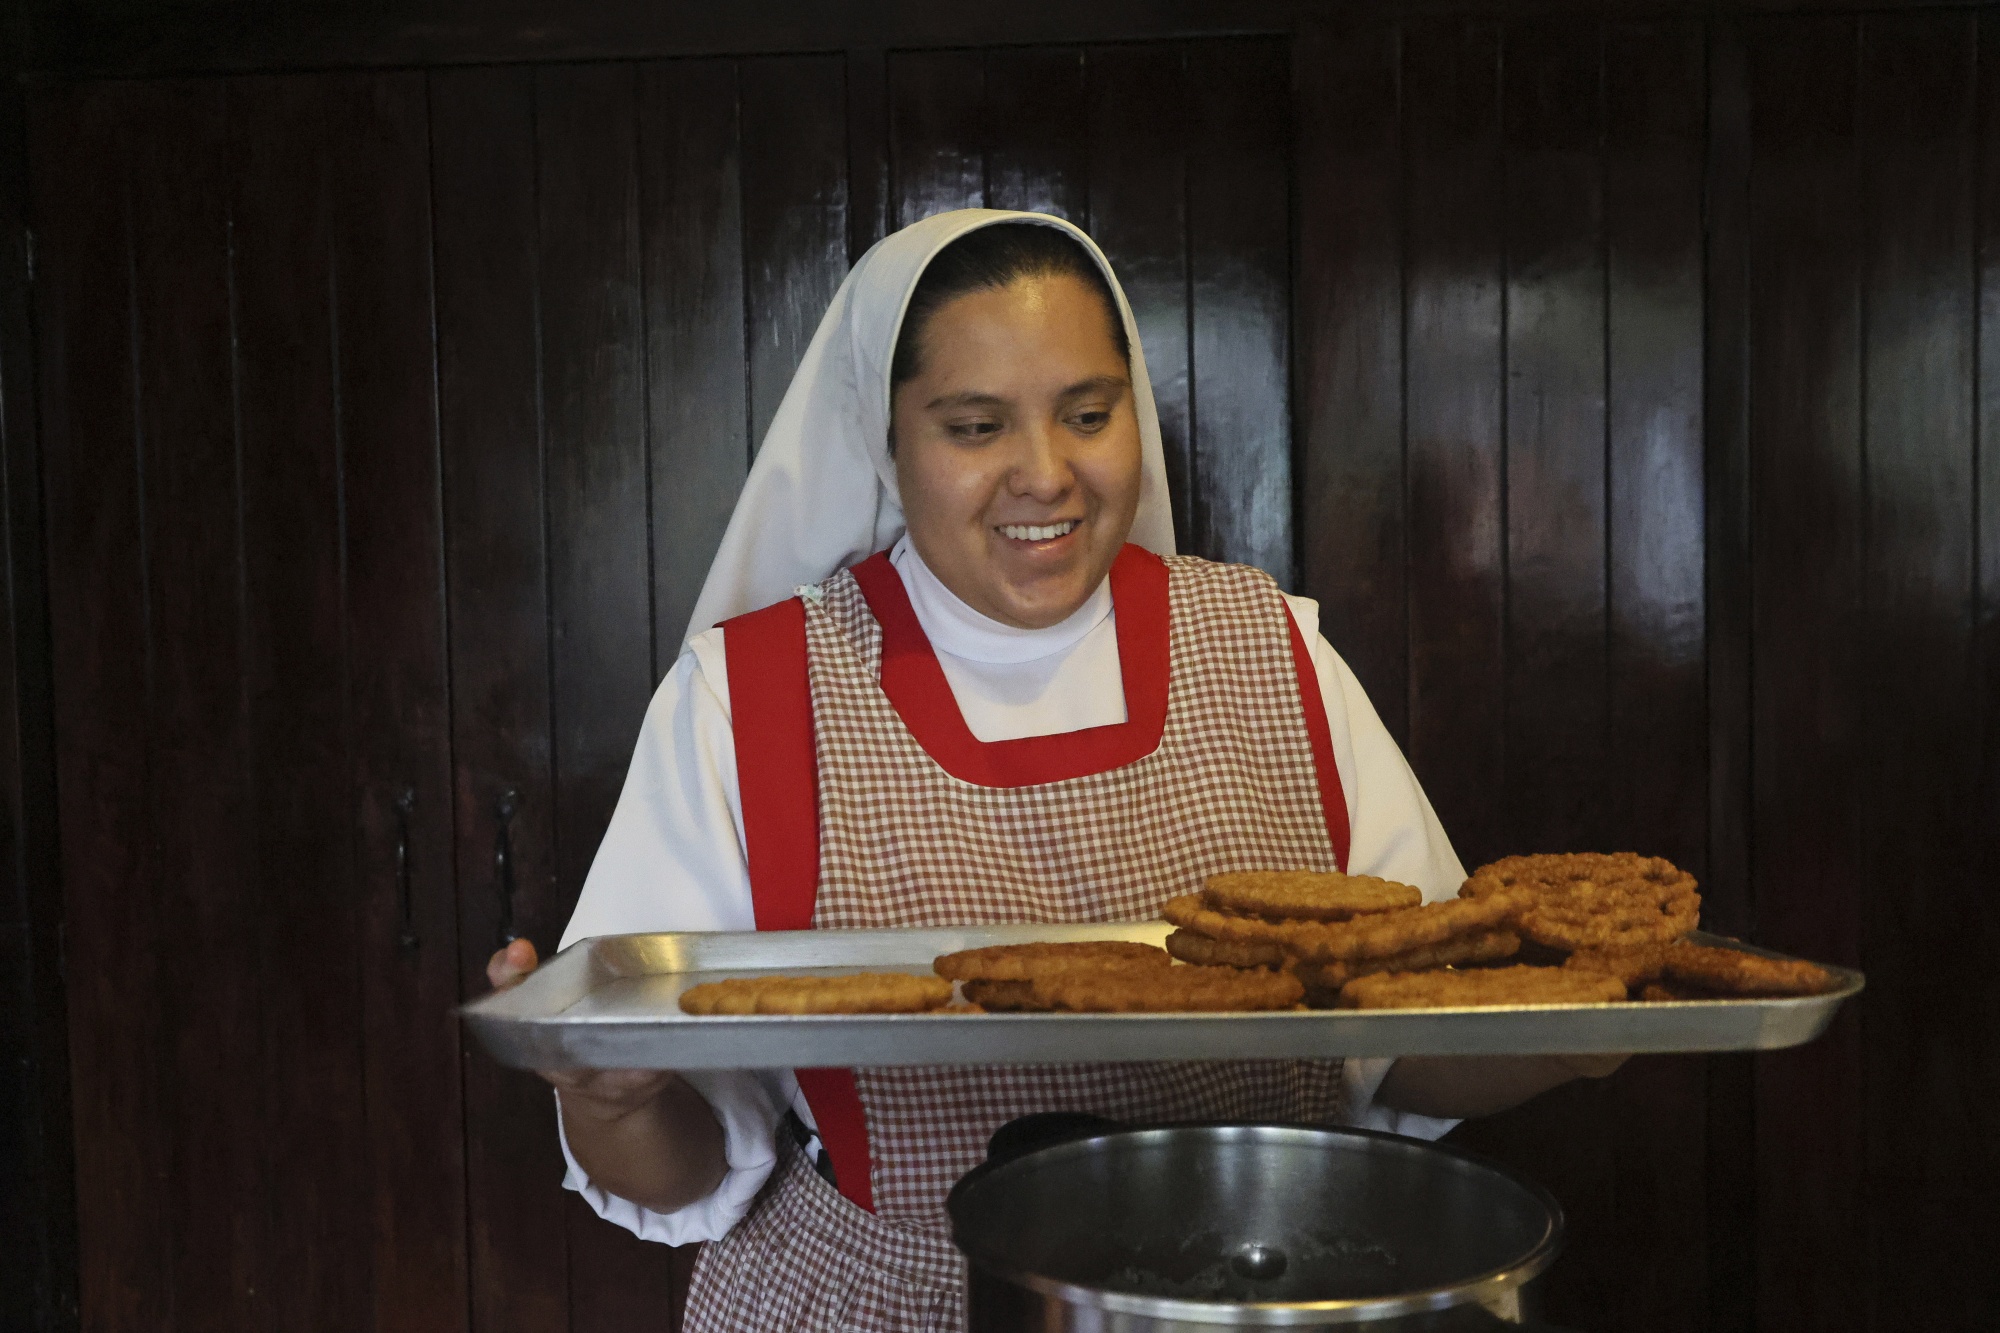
<box><xmin>1599</xmin><ymin>22</ymin><xmax>1710</xmax><ymax>1333</ymax></box>
<box><xmin>739</xmin><ymin>55</ymin><xmax>848</xmax><ymax>451</ymax></box>
<box><xmin>984</xmin><ymin>47</ymin><xmax>1087</xmax><ymax>221</ymax></box>
<box><xmin>1292</xmin><ymin>19</ymin><xmax>1406</xmax><ymax>738</ymax></box>
<box><xmin>1084</xmin><ymin>43</ymin><xmax>1192</xmax><ymax>549</ymax></box>
<box><xmin>888</xmin><ymin>49</ymin><xmax>984</xmax><ymax>226</ymax></box>
<box><xmin>1978</xmin><ymin>22</ymin><xmax>2000</xmax><ymax>1320</ymax></box>
<box><xmin>124</xmin><ymin>79</ymin><xmax>262</xmax><ymax>1333</ymax></box>
<box><xmin>1700</xmin><ymin>31</ymin><xmax>1758</xmax><ymax>1327</ymax></box>
<box><xmin>1456</xmin><ymin>37</ymin><xmax>1617</xmax><ymax>1327</ymax></box>
<box><xmin>1856</xmin><ymin>12</ymin><xmax>1989</xmax><ymax>1323</ymax></box>
<box><xmin>1185</xmin><ymin>37</ymin><xmax>1291</xmax><ymax>578</ymax></box>
<box><xmin>1501</xmin><ymin>21</ymin><xmax>1608</xmax><ymax>856</ymax></box>
<box><xmin>639</xmin><ymin>59</ymin><xmax>749</xmax><ymax>657</ymax></box>
<box><xmin>847</xmin><ymin>48</ymin><xmax>891</xmax><ymax>262</ymax></box>
<box><xmin>531</xmin><ymin>62</ymin><xmax>684</xmax><ymax>1331</ymax></box>
<box><xmin>430</xmin><ymin>64</ymin><xmax>573</xmax><ymax>1333</ymax></box>
<box><xmin>1744</xmin><ymin>17</ymin><xmax>1867</xmax><ymax>1333</ymax></box>
<box><xmin>1402</xmin><ymin>19</ymin><xmax>1506</xmax><ymax>868</ymax></box>
<box><xmin>327</xmin><ymin>71</ymin><xmax>468</xmax><ymax>1333</ymax></box>
<box><xmin>229</xmin><ymin>73</ymin><xmax>373</xmax><ymax>1333</ymax></box>
<box><xmin>32</xmin><ymin>83</ymin><xmax>173</xmax><ymax>1333</ymax></box>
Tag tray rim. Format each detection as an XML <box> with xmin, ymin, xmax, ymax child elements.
<box><xmin>458</xmin><ymin>923</ymin><xmax>1863</xmax><ymax>1070</ymax></box>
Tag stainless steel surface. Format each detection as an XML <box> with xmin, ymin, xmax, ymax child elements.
<box><xmin>458</xmin><ymin>923</ymin><xmax>1863</xmax><ymax>1071</ymax></box>
<box><xmin>949</xmin><ymin>1123</ymin><xmax>1561</xmax><ymax>1329</ymax></box>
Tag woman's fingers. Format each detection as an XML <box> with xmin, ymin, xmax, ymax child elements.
<box><xmin>485</xmin><ymin>937</ymin><xmax>541</xmax><ymax>991</ymax></box>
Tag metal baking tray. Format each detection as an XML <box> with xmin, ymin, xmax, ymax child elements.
<box><xmin>459</xmin><ymin>922</ymin><xmax>1862</xmax><ymax>1071</ymax></box>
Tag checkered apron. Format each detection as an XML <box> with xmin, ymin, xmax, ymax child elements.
<box><xmin>683</xmin><ymin>555</ymin><xmax>1347</xmax><ymax>1332</ymax></box>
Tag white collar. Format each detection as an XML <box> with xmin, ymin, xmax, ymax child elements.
<box><xmin>889</xmin><ymin>535</ymin><xmax>1113</xmax><ymax>666</ymax></box>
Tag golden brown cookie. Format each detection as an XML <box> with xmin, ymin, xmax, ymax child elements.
<box><xmin>933</xmin><ymin>940</ymin><xmax>1170</xmax><ymax>982</ymax></box>
<box><xmin>1661</xmin><ymin>940</ymin><xmax>1836</xmax><ymax>996</ymax></box>
<box><xmin>1202</xmin><ymin>870</ymin><xmax>1422</xmax><ymax>922</ymax></box>
<box><xmin>1164</xmin><ymin>928</ymin><xmax>1290</xmax><ymax>969</ymax></box>
<box><xmin>1033</xmin><ymin>964</ymin><xmax>1304</xmax><ymax>1013</ymax></box>
<box><xmin>1339</xmin><ymin>965</ymin><xmax>1627</xmax><ymax>1010</ymax></box>
<box><xmin>1465</xmin><ymin>853</ymin><xmax>1700</xmax><ymax>951</ymax></box>
<box><xmin>679</xmin><ymin>973</ymin><xmax>953</xmax><ymax>1015</ymax></box>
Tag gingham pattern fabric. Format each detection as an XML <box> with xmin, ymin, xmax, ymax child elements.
<box><xmin>685</xmin><ymin>554</ymin><xmax>1346</xmax><ymax>1332</ymax></box>
<box><xmin>683</xmin><ymin>1138</ymin><xmax>963</xmax><ymax>1332</ymax></box>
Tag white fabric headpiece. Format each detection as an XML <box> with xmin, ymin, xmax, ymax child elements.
<box><xmin>682</xmin><ymin>208</ymin><xmax>1177</xmax><ymax>647</ymax></box>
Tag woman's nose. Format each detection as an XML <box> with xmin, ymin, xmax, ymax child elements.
<box><xmin>1008</xmin><ymin>423</ymin><xmax>1072</xmax><ymax>500</ymax></box>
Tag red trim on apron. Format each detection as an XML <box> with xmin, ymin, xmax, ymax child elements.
<box><xmin>847</xmin><ymin>544</ymin><xmax>1171</xmax><ymax>787</ymax></box>
<box><xmin>1286</xmin><ymin>614</ymin><xmax>1351</xmax><ymax>871</ymax></box>
<box><xmin>723</xmin><ymin>598</ymin><xmax>821</xmax><ymax>931</ymax></box>
<box><xmin>723</xmin><ymin>599</ymin><xmax>876</xmax><ymax>1212</ymax></box>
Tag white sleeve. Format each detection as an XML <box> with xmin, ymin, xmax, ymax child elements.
<box><xmin>554</xmin><ymin>628</ymin><xmax>802</xmax><ymax>1244</ymax></box>
<box><xmin>1281</xmin><ymin>594</ymin><xmax>1464</xmax><ymax>1143</ymax></box>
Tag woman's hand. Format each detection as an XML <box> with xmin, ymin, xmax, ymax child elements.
<box><xmin>484</xmin><ymin>939</ymin><xmax>730</xmax><ymax>1212</ymax></box>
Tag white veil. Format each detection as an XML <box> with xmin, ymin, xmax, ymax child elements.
<box><xmin>681</xmin><ymin>208</ymin><xmax>1177</xmax><ymax>647</ymax></box>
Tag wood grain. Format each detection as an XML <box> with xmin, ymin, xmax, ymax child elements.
<box><xmin>1084</xmin><ymin>43</ymin><xmax>1192</xmax><ymax>548</ymax></box>
<box><xmin>228</xmin><ymin>72</ymin><xmax>373</xmax><ymax>1333</ymax></box>
<box><xmin>430</xmin><ymin>64</ymin><xmax>573</xmax><ymax>1333</ymax></box>
<box><xmin>1292</xmin><ymin>19</ymin><xmax>1407</xmax><ymax>740</ymax></box>
<box><xmin>888</xmin><ymin>49</ymin><xmax>985</xmax><ymax>227</ymax></box>
<box><xmin>124</xmin><ymin>78</ymin><xmax>262</xmax><ymax>1333</ymax></box>
<box><xmin>639</xmin><ymin>59</ymin><xmax>749</xmax><ymax>656</ymax></box>
<box><xmin>984</xmin><ymin>47</ymin><xmax>1087</xmax><ymax>222</ymax></box>
<box><xmin>327</xmin><ymin>70</ymin><xmax>469</xmax><ymax>1333</ymax></box>
<box><xmin>739</xmin><ymin>56</ymin><xmax>848</xmax><ymax>451</ymax></box>
<box><xmin>1185</xmin><ymin>37</ymin><xmax>1291</xmax><ymax>579</ymax></box>
<box><xmin>1855</xmin><ymin>12</ymin><xmax>1991</xmax><ymax>1323</ymax></box>
<box><xmin>1402</xmin><ymin>18</ymin><xmax>1507</xmax><ymax>869</ymax></box>
<box><xmin>32</xmin><ymin>81</ymin><xmax>173</xmax><ymax>1333</ymax></box>
<box><xmin>1744</xmin><ymin>17</ymin><xmax>1867</xmax><ymax>1332</ymax></box>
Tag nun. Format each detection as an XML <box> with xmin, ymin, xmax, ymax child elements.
<box><xmin>487</xmin><ymin>209</ymin><xmax>1620</xmax><ymax>1329</ymax></box>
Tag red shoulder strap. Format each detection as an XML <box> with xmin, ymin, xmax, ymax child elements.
<box><xmin>1285</xmin><ymin>613</ymin><xmax>1351</xmax><ymax>871</ymax></box>
<box><xmin>724</xmin><ymin>598</ymin><xmax>820</xmax><ymax>930</ymax></box>
<box><xmin>722</xmin><ymin>597</ymin><xmax>875</xmax><ymax>1212</ymax></box>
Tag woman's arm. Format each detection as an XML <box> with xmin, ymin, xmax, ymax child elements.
<box><xmin>530</xmin><ymin>638</ymin><xmax>792</xmax><ymax>1241</ymax></box>
<box><xmin>488</xmin><ymin>939</ymin><xmax>730</xmax><ymax>1213</ymax></box>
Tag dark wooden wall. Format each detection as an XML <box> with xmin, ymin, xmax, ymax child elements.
<box><xmin>13</xmin><ymin>8</ymin><xmax>2000</xmax><ymax>1333</ymax></box>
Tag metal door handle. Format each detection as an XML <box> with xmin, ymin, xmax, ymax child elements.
<box><xmin>393</xmin><ymin>787</ymin><xmax>419</xmax><ymax>952</ymax></box>
<box><xmin>495</xmin><ymin>789</ymin><xmax>520</xmax><ymax>946</ymax></box>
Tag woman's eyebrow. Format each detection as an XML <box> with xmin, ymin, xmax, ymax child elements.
<box><xmin>925</xmin><ymin>389</ymin><xmax>1009</xmax><ymax>411</ymax></box>
<box><xmin>924</xmin><ymin>376</ymin><xmax>1129</xmax><ymax>412</ymax></box>
<box><xmin>1057</xmin><ymin>374</ymin><xmax>1129</xmax><ymax>399</ymax></box>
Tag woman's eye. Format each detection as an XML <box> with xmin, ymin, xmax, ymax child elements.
<box><xmin>949</xmin><ymin>419</ymin><xmax>1004</xmax><ymax>441</ymax></box>
<box><xmin>1070</xmin><ymin>409</ymin><xmax>1111</xmax><ymax>432</ymax></box>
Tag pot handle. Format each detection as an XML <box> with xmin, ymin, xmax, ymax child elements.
<box><xmin>984</xmin><ymin>1112</ymin><xmax>1123</xmax><ymax>1169</ymax></box>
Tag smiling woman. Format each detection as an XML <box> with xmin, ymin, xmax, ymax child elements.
<box><xmin>481</xmin><ymin>210</ymin><xmax>1600</xmax><ymax>1332</ymax></box>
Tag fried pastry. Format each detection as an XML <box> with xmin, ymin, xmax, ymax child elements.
<box><xmin>1164</xmin><ymin>927</ymin><xmax>1290</xmax><ymax>969</ymax></box>
<box><xmin>1165</xmin><ymin>891</ymin><xmax>1525</xmax><ymax>965</ymax></box>
<box><xmin>933</xmin><ymin>940</ymin><xmax>1169</xmax><ymax>982</ymax></box>
<box><xmin>1295</xmin><ymin>929</ymin><xmax>1521</xmax><ymax>1002</ymax></box>
<box><xmin>680</xmin><ymin>972</ymin><xmax>952</xmax><ymax>1015</ymax></box>
<box><xmin>1339</xmin><ymin>965</ymin><xmax>1627</xmax><ymax>1010</ymax></box>
<box><xmin>1465</xmin><ymin>853</ymin><xmax>1699</xmax><ymax>951</ymax></box>
<box><xmin>1662</xmin><ymin>940</ymin><xmax>1836</xmax><ymax>996</ymax></box>
<box><xmin>1203</xmin><ymin>870</ymin><xmax>1422</xmax><ymax>922</ymax></box>
<box><xmin>1563</xmin><ymin>942</ymin><xmax>1672</xmax><ymax>990</ymax></box>
<box><xmin>1033</xmin><ymin>963</ymin><xmax>1304</xmax><ymax>1013</ymax></box>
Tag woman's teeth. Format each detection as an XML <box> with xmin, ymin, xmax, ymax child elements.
<box><xmin>999</xmin><ymin>520</ymin><xmax>1078</xmax><ymax>542</ymax></box>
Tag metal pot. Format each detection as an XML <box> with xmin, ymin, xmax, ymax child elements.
<box><xmin>947</xmin><ymin>1115</ymin><xmax>1567</xmax><ymax>1331</ymax></box>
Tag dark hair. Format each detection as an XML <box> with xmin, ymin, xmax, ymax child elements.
<box><xmin>890</xmin><ymin>223</ymin><xmax>1131</xmax><ymax>387</ymax></box>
